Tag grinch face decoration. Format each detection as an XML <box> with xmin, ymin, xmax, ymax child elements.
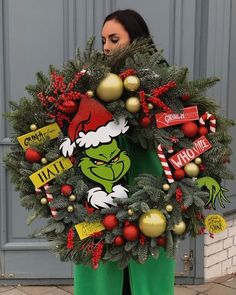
<box><xmin>60</xmin><ymin>94</ymin><xmax>131</xmax><ymax>209</ymax></box>
<box><xmin>79</xmin><ymin>139</ymin><xmax>130</xmax><ymax>193</ymax></box>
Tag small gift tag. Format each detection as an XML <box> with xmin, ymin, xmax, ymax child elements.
<box><xmin>75</xmin><ymin>221</ymin><xmax>105</xmax><ymax>240</ymax></box>
<box><xmin>205</xmin><ymin>214</ymin><xmax>227</xmax><ymax>234</ymax></box>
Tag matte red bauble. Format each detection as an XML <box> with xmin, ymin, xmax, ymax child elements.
<box><xmin>174</xmin><ymin>169</ymin><xmax>185</xmax><ymax>180</ymax></box>
<box><xmin>25</xmin><ymin>148</ymin><xmax>42</xmax><ymax>163</ymax></box>
<box><xmin>114</xmin><ymin>235</ymin><xmax>125</xmax><ymax>246</ymax></box>
<box><xmin>123</xmin><ymin>224</ymin><xmax>139</xmax><ymax>241</ymax></box>
<box><xmin>198</xmin><ymin>126</ymin><xmax>209</xmax><ymax>136</ymax></box>
<box><xmin>181</xmin><ymin>94</ymin><xmax>190</xmax><ymax>101</ymax></box>
<box><xmin>102</xmin><ymin>214</ymin><xmax>118</xmax><ymax>230</ymax></box>
<box><xmin>140</xmin><ymin>116</ymin><xmax>151</xmax><ymax>127</ymax></box>
<box><xmin>157</xmin><ymin>236</ymin><xmax>166</xmax><ymax>246</ymax></box>
<box><xmin>181</xmin><ymin>121</ymin><xmax>198</xmax><ymax>138</ymax></box>
<box><xmin>61</xmin><ymin>184</ymin><xmax>73</xmax><ymax>197</ymax></box>
<box><xmin>61</xmin><ymin>100</ymin><xmax>78</xmax><ymax>113</ymax></box>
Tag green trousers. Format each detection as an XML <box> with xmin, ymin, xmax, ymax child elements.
<box><xmin>74</xmin><ymin>137</ymin><xmax>175</xmax><ymax>294</ymax></box>
<box><xmin>74</xmin><ymin>248</ymin><xmax>175</xmax><ymax>295</ymax></box>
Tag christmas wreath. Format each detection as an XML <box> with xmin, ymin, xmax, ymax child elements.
<box><xmin>5</xmin><ymin>38</ymin><xmax>234</xmax><ymax>269</ymax></box>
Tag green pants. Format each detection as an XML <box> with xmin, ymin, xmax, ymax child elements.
<box><xmin>74</xmin><ymin>247</ymin><xmax>175</xmax><ymax>295</ymax></box>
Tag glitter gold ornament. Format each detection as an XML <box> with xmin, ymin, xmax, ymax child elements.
<box><xmin>194</xmin><ymin>157</ymin><xmax>202</xmax><ymax>165</ymax></box>
<box><xmin>128</xmin><ymin>208</ymin><xmax>134</xmax><ymax>216</ymax></box>
<box><xmin>139</xmin><ymin>209</ymin><xmax>166</xmax><ymax>238</ymax></box>
<box><xmin>96</xmin><ymin>73</ymin><xmax>123</xmax><ymax>102</ymax></box>
<box><xmin>166</xmin><ymin>204</ymin><xmax>173</xmax><ymax>212</ymax></box>
<box><xmin>173</xmin><ymin>221</ymin><xmax>186</xmax><ymax>235</ymax></box>
<box><xmin>40</xmin><ymin>197</ymin><xmax>48</xmax><ymax>205</ymax></box>
<box><xmin>30</xmin><ymin>124</ymin><xmax>37</xmax><ymax>131</ymax></box>
<box><xmin>125</xmin><ymin>97</ymin><xmax>141</xmax><ymax>113</ymax></box>
<box><xmin>86</xmin><ymin>90</ymin><xmax>94</xmax><ymax>97</ymax></box>
<box><xmin>41</xmin><ymin>157</ymin><xmax>48</xmax><ymax>165</ymax></box>
<box><xmin>184</xmin><ymin>162</ymin><xmax>200</xmax><ymax>177</ymax></box>
<box><xmin>69</xmin><ymin>194</ymin><xmax>76</xmax><ymax>202</ymax></box>
<box><xmin>67</xmin><ymin>205</ymin><xmax>74</xmax><ymax>213</ymax></box>
<box><xmin>162</xmin><ymin>183</ymin><xmax>170</xmax><ymax>191</ymax></box>
<box><xmin>123</xmin><ymin>75</ymin><xmax>140</xmax><ymax>91</ymax></box>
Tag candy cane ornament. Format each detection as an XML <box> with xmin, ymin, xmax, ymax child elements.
<box><xmin>35</xmin><ymin>184</ymin><xmax>57</xmax><ymax>218</ymax></box>
<box><xmin>199</xmin><ymin>112</ymin><xmax>216</xmax><ymax>133</ymax></box>
<box><xmin>44</xmin><ymin>184</ymin><xmax>57</xmax><ymax>218</ymax></box>
<box><xmin>157</xmin><ymin>144</ymin><xmax>174</xmax><ymax>183</ymax></box>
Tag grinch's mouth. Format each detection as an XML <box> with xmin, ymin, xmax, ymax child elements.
<box><xmin>90</xmin><ymin>162</ymin><xmax>124</xmax><ymax>181</ymax></box>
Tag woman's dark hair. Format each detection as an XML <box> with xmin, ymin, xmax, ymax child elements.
<box><xmin>103</xmin><ymin>9</ymin><xmax>156</xmax><ymax>50</ymax></box>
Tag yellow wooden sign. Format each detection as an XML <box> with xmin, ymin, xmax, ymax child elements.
<box><xmin>29</xmin><ymin>157</ymin><xmax>73</xmax><ymax>188</ymax></box>
<box><xmin>204</xmin><ymin>214</ymin><xmax>227</xmax><ymax>234</ymax></box>
<box><xmin>17</xmin><ymin>123</ymin><xmax>61</xmax><ymax>150</ymax></box>
<box><xmin>75</xmin><ymin>221</ymin><xmax>105</xmax><ymax>240</ymax></box>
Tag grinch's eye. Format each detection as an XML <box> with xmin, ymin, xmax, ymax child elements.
<box><xmin>94</xmin><ymin>160</ymin><xmax>105</xmax><ymax>166</ymax></box>
<box><xmin>111</xmin><ymin>155</ymin><xmax>119</xmax><ymax>163</ymax></box>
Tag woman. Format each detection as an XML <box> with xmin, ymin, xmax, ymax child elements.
<box><xmin>74</xmin><ymin>9</ymin><xmax>175</xmax><ymax>295</ymax></box>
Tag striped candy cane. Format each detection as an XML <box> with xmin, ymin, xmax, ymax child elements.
<box><xmin>199</xmin><ymin>112</ymin><xmax>216</xmax><ymax>133</ymax></box>
<box><xmin>35</xmin><ymin>184</ymin><xmax>57</xmax><ymax>218</ymax></box>
<box><xmin>157</xmin><ymin>144</ymin><xmax>174</xmax><ymax>183</ymax></box>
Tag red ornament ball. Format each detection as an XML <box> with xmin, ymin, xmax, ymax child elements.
<box><xmin>123</xmin><ymin>223</ymin><xmax>139</xmax><ymax>241</ymax></box>
<box><xmin>198</xmin><ymin>126</ymin><xmax>209</xmax><ymax>136</ymax></box>
<box><xmin>102</xmin><ymin>214</ymin><xmax>118</xmax><ymax>230</ymax></box>
<box><xmin>61</xmin><ymin>184</ymin><xmax>73</xmax><ymax>197</ymax></box>
<box><xmin>61</xmin><ymin>100</ymin><xmax>78</xmax><ymax>113</ymax></box>
<box><xmin>181</xmin><ymin>205</ymin><xmax>188</xmax><ymax>212</ymax></box>
<box><xmin>174</xmin><ymin>169</ymin><xmax>185</xmax><ymax>180</ymax></box>
<box><xmin>140</xmin><ymin>116</ymin><xmax>151</xmax><ymax>127</ymax></box>
<box><xmin>181</xmin><ymin>93</ymin><xmax>190</xmax><ymax>101</ymax></box>
<box><xmin>114</xmin><ymin>235</ymin><xmax>125</xmax><ymax>246</ymax></box>
<box><xmin>181</xmin><ymin>122</ymin><xmax>198</xmax><ymax>138</ymax></box>
<box><xmin>157</xmin><ymin>236</ymin><xmax>166</xmax><ymax>247</ymax></box>
<box><xmin>25</xmin><ymin>148</ymin><xmax>42</xmax><ymax>163</ymax></box>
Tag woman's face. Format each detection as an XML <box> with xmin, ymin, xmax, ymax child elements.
<box><xmin>102</xmin><ymin>19</ymin><xmax>130</xmax><ymax>55</ymax></box>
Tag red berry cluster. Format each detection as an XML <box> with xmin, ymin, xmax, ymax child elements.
<box><xmin>66</xmin><ymin>228</ymin><xmax>74</xmax><ymax>249</ymax></box>
<box><xmin>198</xmin><ymin>227</ymin><xmax>205</xmax><ymax>235</ymax></box>
<box><xmin>37</xmin><ymin>71</ymin><xmax>85</xmax><ymax>127</ymax></box>
<box><xmin>195</xmin><ymin>211</ymin><xmax>204</xmax><ymax>221</ymax></box>
<box><xmin>139</xmin><ymin>234</ymin><xmax>146</xmax><ymax>245</ymax></box>
<box><xmin>175</xmin><ymin>187</ymin><xmax>183</xmax><ymax>203</ymax></box>
<box><xmin>119</xmin><ymin>69</ymin><xmax>137</xmax><ymax>80</ymax></box>
<box><xmin>139</xmin><ymin>81</ymin><xmax>176</xmax><ymax>125</ymax></box>
<box><xmin>92</xmin><ymin>241</ymin><xmax>104</xmax><ymax>269</ymax></box>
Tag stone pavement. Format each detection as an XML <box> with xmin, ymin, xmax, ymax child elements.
<box><xmin>0</xmin><ymin>274</ymin><xmax>235</xmax><ymax>294</ymax></box>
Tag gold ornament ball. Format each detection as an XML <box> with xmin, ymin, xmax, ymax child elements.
<box><xmin>139</xmin><ymin>209</ymin><xmax>166</xmax><ymax>238</ymax></box>
<box><xmin>69</xmin><ymin>194</ymin><xmax>76</xmax><ymax>202</ymax></box>
<box><xmin>67</xmin><ymin>205</ymin><xmax>74</xmax><ymax>213</ymax></box>
<box><xmin>30</xmin><ymin>124</ymin><xmax>37</xmax><ymax>131</ymax></box>
<box><xmin>125</xmin><ymin>97</ymin><xmax>141</xmax><ymax>113</ymax></box>
<box><xmin>41</xmin><ymin>157</ymin><xmax>48</xmax><ymax>165</ymax></box>
<box><xmin>86</xmin><ymin>90</ymin><xmax>94</xmax><ymax>97</ymax></box>
<box><xmin>128</xmin><ymin>209</ymin><xmax>134</xmax><ymax>216</ymax></box>
<box><xmin>162</xmin><ymin>183</ymin><xmax>170</xmax><ymax>191</ymax></box>
<box><xmin>166</xmin><ymin>204</ymin><xmax>173</xmax><ymax>212</ymax></box>
<box><xmin>40</xmin><ymin>197</ymin><xmax>48</xmax><ymax>205</ymax></box>
<box><xmin>96</xmin><ymin>73</ymin><xmax>123</xmax><ymax>102</ymax></box>
<box><xmin>123</xmin><ymin>75</ymin><xmax>140</xmax><ymax>91</ymax></box>
<box><xmin>184</xmin><ymin>162</ymin><xmax>200</xmax><ymax>177</ymax></box>
<box><xmin>173</xmin><ymin>221</ymin><xmax>186</xmax><ymax>235</ymax></box>
<box><xmin>194</xmin><ymin>157</ymin><xmax>202</xmax><ymax>165</ymax></box>
<box><xmin>148</xmin><ymin>103</ymin><xmax>154</xmax><ymax>110</ymax></box>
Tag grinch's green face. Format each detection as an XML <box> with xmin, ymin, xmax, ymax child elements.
<box><xmin>78</xmin><ymin>139</ymin><xmax>130</xmax><ymax>192</ymax></box>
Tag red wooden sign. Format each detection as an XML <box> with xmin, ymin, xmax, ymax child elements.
<box><xmin>168</xmin><ymin>136</ymin><xmax>212</xmax><ymax>169</ymax></box>
<box><xmin>155</xmin><ymin>106</ymin><xmax>199</xmax><ymax>128</ymax></box>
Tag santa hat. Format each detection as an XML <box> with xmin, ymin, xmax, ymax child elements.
<box><xmin>60</xmin><ymin>95</ymin><xmax>129</xmax><ymax>157</ymax></box>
